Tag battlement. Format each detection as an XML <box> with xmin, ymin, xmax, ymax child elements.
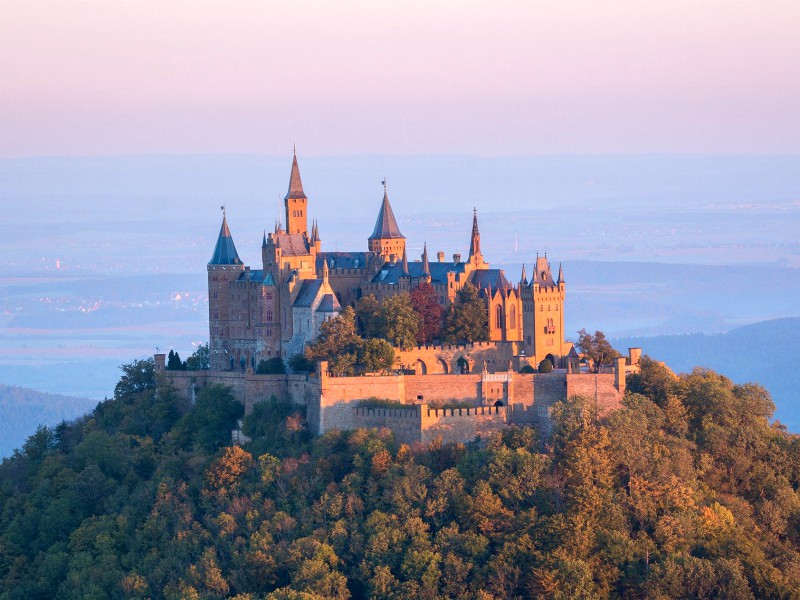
<box><xmin>355</xmin><ymin>406</ymin><xmax>419</xmax><ymax>418</ymax></box>
<box><xmin>425</xmin><ymin>405</ymin><xmax>505</xmax><ymax>418</ymax></box>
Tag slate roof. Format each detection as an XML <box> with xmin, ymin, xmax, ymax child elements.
<box><xmin>371</xmin><ymin>260</ymin><xmax>467</xmax><ymax>285</ymax></box>
<box><xmin>369</xmin><ymin>191</ymin><xmax>404</xmax><ymax>240</ymax></box>
<box><xmin>469</xmin><ymin>269</ymin><xmax>512</xmax><ymax>291</ymax></box>
<box><xmin>209</xmin><ymin>216</ymin><xmax>242</xmax><ymax>265</ymax></box>
<box><xmin>317</xmin><ymin>252</ymin><xmax>370</xmax><ymax>271</ymax></box>
<box><xmin>293</xmin><ymin>279</ymin><xmax>324</xmax><ymax>307</ymax></box>
<box><xmin>274</xmin><ymin>232</ymin><xmax>311</xmax><ymax>257</ymax></box>
<box><xmin>316</xmin><ymin>293</ymin><xmax>341</xmax><ymax>313</ymax></box>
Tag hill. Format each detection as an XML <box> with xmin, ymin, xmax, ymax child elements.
<box><xmin>614</xmin><ymin>317</ymin><xmax>800</xmax><ymax>431</ymax></box>
<box><xmin>0</xmin><ymin>384</ymin><xmax>97</xmax><ymax>457</ymax></box>
<box><xmin>0</xmin><ymin>358</ymin><xmax>798</xmax><ymax>598</ymax></box>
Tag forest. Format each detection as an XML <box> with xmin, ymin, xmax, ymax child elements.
<box><xmin>0</xmin><ymin>357</ymin><xmax>799</xmax><ymax>599</ymax></box>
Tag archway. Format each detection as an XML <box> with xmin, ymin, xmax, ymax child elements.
<box><xmin>456</xmin><ymin>357</ymin><xmax>469</xmax><ymax>374</ymax></box>
<box><xmin>437</xmin><ymin>359</ymin><xmax>449</xmax><ymax>374</ymax></box>
<box><xmin>545</xmin><ymin>353</ymin><xmax>557</xmax><ymax>369</ymax></box>
<box><xmin>493</xmin><ymin>400</ymin><xmax>505</xmax><ymax>408</ymax></box>
<box><xmin>415</xmin><ymin>359</ymin><xmax>427</xmax><ymax>375</ymax></box>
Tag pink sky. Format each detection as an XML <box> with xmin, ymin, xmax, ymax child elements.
<box><xmin>2</xmin><ymin>0</ymin><xmax>799</xmax><ymax>156</ymax></box>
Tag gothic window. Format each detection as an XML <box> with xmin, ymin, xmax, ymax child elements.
<box><xmin>510</xmin><ymin>305</ymin><xmax>516</xmax><ymax>328</ymax></box>
<box><xmin>495</xmin><ymin>305</ymin><xmax>503</xmax><ymax>329</ymax></box>
<box><xmin>266</xmin><ymin>306</ymin><xmax>273</xmax><ymax>321</ymax></box>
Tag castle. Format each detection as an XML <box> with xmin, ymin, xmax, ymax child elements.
<box><xmin>159</xmin><ymin>152</ymin><xmax>641</xmax><ymax>444</ymax></box>
<box><xmin>207</xmin><ymin>151</ymin><xmax>569</xmax><ymax>372</ymax></box>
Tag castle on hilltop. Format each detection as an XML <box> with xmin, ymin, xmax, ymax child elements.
<box><xmin>208</xmin><ymin>151</ymin><xmax>569</xmax><ymax>372</ymax></box>
<box><xmin>158</xmin><ymin>152</ymin><xmax>641</xmax><ymax>444</ymax></box>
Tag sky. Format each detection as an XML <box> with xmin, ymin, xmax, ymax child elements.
<box><xmin>2</xmin><ymin>0</ymin><xmax>800</xmax><ymax>157</ymax></box>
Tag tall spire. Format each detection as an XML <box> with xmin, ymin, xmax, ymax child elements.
<box><xmin>322</xmin><ymin>258</ymin><xmax>329</xmax><ymax>283</ymax></box>
<box><xmin>401</xmin><ymin>247</ymin><xmax>409</xmax><ymax>275</ymax></box>
<box><xmin>285</xmin><ymin>149</ymin><xmax>307</xmax><ymax>200</ymax></box>
<box><xmin>520</xmin><ymin>263</ymin><xmax>528</xmax><ymax>285</ymax></box>
<box><xmin>469</xmin><ymin>207</ymin><xmax>481</xmax><ymax>258</ymax></box>
<box><xmin>557</xmin><ymin>263</ymin><xmax>565</xmax><ymax>284</ymax></box>
<box><xmin>262</xmin><ymin>230</ymin><xmax>267</xmax><ymax>247</ymax></box>
<box><xmin>422</xmin><ymin>242</ymin><xmax>430</xmax><ymax>276</ymax></box>
<box><xmin>209</xmin><ymin>208</ymin><xmax>242</xmax><ymax>265</ymax></box>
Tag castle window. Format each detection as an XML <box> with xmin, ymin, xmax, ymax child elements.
<box><xmin>266</xmin><ymin>306</ymin><xmax>273</xmax><ymax>321</ymax></box>
<box><xmin>555</xmin><ymin>304</ymin><xmax>558</xmax><ymax>311</ymax></box>
<box><xmin>510</xmin><ymin>305</ymin><xmax>516</xmax><ymax>328</ymax></box>
<box><xmin>495</xmin><ymin>305</ymin><xmax>503</xmax><ymax>329</ymax></box>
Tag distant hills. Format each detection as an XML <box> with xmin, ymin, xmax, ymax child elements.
<box><xmin>0</xmin><ymin>385</ymin><xmax>96</xmax><ymax>457</ymax></box>
<box><xmin>614</xmin><ymin>316</ymin><xmax>800</xmax><ymax>431</ymax></box>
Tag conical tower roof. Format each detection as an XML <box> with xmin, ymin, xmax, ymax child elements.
<box><xmin>369</xmin><ymin>189</ymin><xmax>404</xmax><ymax>240</ymax></box>
<box><xmin>284</xmin><ymin>151</ymin><xmax>307</xmax><ymax>200</ymax></box>
<box><xmin>209</xmin><ymin>212</ymin><xmax>242</xmax><ymax>265</ymax></box>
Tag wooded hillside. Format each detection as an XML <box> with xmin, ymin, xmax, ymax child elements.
<box><xmin>0</xmin><ymin>358</ymin><xmax>798</xmax><ymax>599</ymax></box>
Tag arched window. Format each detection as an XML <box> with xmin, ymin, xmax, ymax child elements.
<box><xmin>265</xmin><ymin>306</ymin><xmax>273</xmax><ymax>321</ymax></box>
<box><xmin>510</xmin><ymin>305</ymin><xmax>516</xmax><ymax>328</ymax></box>
<box><xmin>495</xmin><ymin>305</ymin><xmax>503</xmax><ymax>329</ymax></box>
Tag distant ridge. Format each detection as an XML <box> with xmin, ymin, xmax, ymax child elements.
<box><xmin>614</xmin><ymin>316</ymin><xmax>800</xmax><ymax>431</ymax></box>
<box><xmin>0</xmin><ymin>384</ymin><xmax>96</xmax><ymax>458</ymax></box>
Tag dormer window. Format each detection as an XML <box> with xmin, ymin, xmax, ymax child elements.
<box><xmin>541</xmin><ymin>272</ymin><xmax>547</xmax><ymax>280</ymax></box>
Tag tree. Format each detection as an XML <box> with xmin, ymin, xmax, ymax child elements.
<box><xmin>289</xmin><ymin>353</ymin><xmax>315</xmax><ymax>373</ymax></box>
<box><xmin>114</xmin><ymin>358</ymin><xmax>156</xmax><ymax>399</ymax></box>
<box><xmin>442</xmin><ymin>283</ymin><xmax>488</xmax><ymax>344</ymax></box>
<box><xmin>538</xmin><ymin>359</ymin><xmax>553</xmax><ymax>373</ymax></box>
<box><xmin>257</xmin><ymin>357</ymin><xmax>287</xmax><ymax>375</ymax></box>
<box><xmin>166</xmin><ymin>350</ymin><xmax>183</xmax><ymax>370</ymax></box>
<box><xmin>380</xmin><ymin>293</ymin><xmax>420</xmax><ymax>350</ymax></box>
<box><xmin>410</xmin><ymin>283</ymin><xmax>444</xmax><ymax>345</ymax></box>
<box><xmin>355</xmin><ymin>294</ymin><xmax>382</xmax><ymax>338</ymax></box>
<box><xmin>185</xmin><ymin>344</ymin><xmax>210</xmax><ymax>370</ymax></box>
<box><xmin>359</xmin><ymin>338</ymin><xmax>395</xmax><ymax>374</ymax></box>
<box><xmin>575</xmin><ymin>329</ymin><xmax>620</xmax><ymax>373</ymax></box>
<box><xmin>308</xmin><ymin>307</ymin><xmax>362</xmax><ymax>375</ymax></box>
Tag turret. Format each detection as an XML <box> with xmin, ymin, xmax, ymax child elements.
<box><xmin>422</xmin><ymin>242</ymin><xmax>431</xmax><ymax>278</ymax></box>
<box><xmin>368</xmin><ymin>183</ymin><xmax>406</xmax><ymax>262</ymax></box>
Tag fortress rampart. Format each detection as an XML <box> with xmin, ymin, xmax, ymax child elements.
<box><xmin>156</xmin><ymin>348</ymin><xmax>640</xmax><ymax>445</ymax></box>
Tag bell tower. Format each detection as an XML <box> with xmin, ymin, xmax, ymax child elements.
<box><xmin>285</xmin><ymin>149</ymin><xmax>308</xmax><ymax>236</ymax></box>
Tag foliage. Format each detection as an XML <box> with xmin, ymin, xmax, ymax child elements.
<box><xmin>359</xmin><ymin>338</ymin><xmax>396</xmax><ymax>374</ymax></box>
<box><xmin>114</xmin><ymin>358</ymin><xmax>156</xmax><ymax>399</ymax></box>
<box><xmin>185</xmin><ymin>344</ymin><xmax>210</xmax><ymax>370</ymax></box>
<box><xmin>257</xmin><ymin>357</ymin><xmax>287</xmax><ymax>375</ymax></box>
<box><xmin>289</xmin><ymin>353</ymin><xmax>315</xmax><ymax>373</ymax></box>
<box><xmin>166</xmin><ymin>349</ymin><xmax>185</xmax><ymax>370</ymax></box>
<box><xmin>355</xmin><ymin>294</ymin><xmax>382</xmax><ymax>338</ymax></box>
<box><xmin>307</xmin><ymin>307</ymin><xmax>362</xmax><ymax>375</ymax></box>
<box><xmin>538</xmin><ymin>358</ymin><xmax>553</xmax><ymax>373</ymax></box>
<box><xmin>379</xmin><ymin>293</ymin><xmax>420</xmax><ymax>351</ymax></box>
<box><xmin>576</xmin><ymin>329</ymin><xmax>621</xmax><ymax>373</ymax></box>
<box><xmin>1</xmin><ymin>359</ymin><xmax>800</xmax><ymax>599</ymax></box>
<box><xmin>442</xmin><ymin>283</ymin><xmax>489</xmax><ymax>344</ymax></box>
<box><xmin>519</xmin><ymin>364</ymin><xmax>536</xmax><ymax>374</ymax></box>
<box><xmin>410</xmin><ymin>282</ymin><xmax>444</xmax><ymax>345</ymax></box>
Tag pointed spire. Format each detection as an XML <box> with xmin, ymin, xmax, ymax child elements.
<box><xmin>285</xmin><ymin>149</ymin><xmax>307</xmax><ymax>200</ymax></box>
<box><xmin>469</xmin><ymin>208</ymin><xmax>481</xmax><ymax>258</ymax></box>
<box><xmin>310</xmin><ymin>219</ymin><xmax>318</xmax><ymax>243</ymax></box>
<box><xmin>402</xmin><ymin>247</ymin><xmax>409</xmax><ymax>275</ymax></box>
<box><xmin>369</xmin><ymin>186</ymin><xmax>404</xmax><ymax>240</ymax></box>
<box><xmin>322</xmin><ymin>258</ymin><xmax>329</xmax><ymax>282</ymax></box>
<box><xmin>557</xmin><ymin>263</ymin><xmax>565</xmax><ymax>284</ymax></box>
<box><xmin>520</xmin><ymin>263</ymin><xmax>528</xmax><ymax>285</ymax></box>
<box><xmin>422</xmin><ymin>242</ymin><xmax>430</xmax><ymax>276</ymax></box>
<box><xmin>262</xmin><ymin>230</ymin><xmax>267</xmax><ymax>247</ymax></box>
<box><xmin>209</xmin><ymin>209</ymin><xmax>241</xmax><ymax>265</ymax></box>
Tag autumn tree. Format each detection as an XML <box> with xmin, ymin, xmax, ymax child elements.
<box><xmin>575</xmin><ymin>329</ymin><xmax>620</xmax><ymax>373</ymax></box>
<box><xmin>410</xmin><ymin>282</ymin><xmax>444</xmax><ymax>345</ymax></box>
